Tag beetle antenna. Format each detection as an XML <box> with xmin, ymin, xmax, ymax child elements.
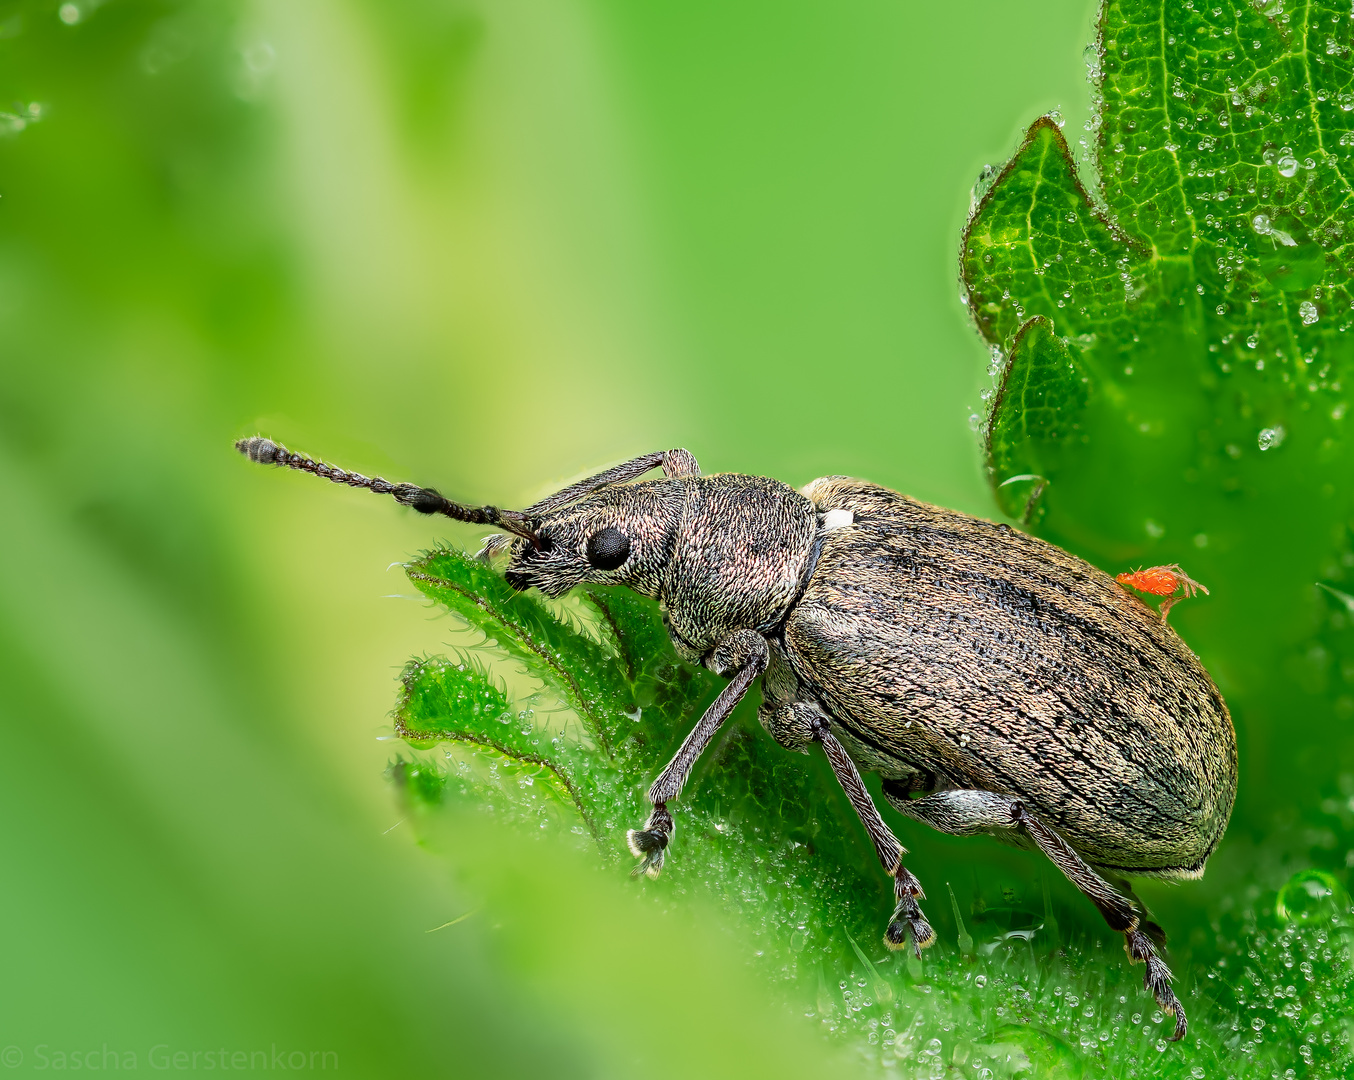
<box><xmin>234</xmin><ymin>436</ymin><xmax>539</xmax><ymax>543</ymax></box>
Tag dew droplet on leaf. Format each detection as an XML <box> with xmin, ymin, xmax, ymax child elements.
<box><xmin>1258</xmin><ymin>425</ymin><xmax>1286</xmax><ymax>451</ymax></box>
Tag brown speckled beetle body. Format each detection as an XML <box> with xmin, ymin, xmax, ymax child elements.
<box><xmin>237</xmin><ymin>437</ymin><xmax>1237</xmax><ymax>1042</ymax></box>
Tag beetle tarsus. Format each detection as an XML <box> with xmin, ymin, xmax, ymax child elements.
<box><xmin>885</xmin><ymin>867</ymin><xmax>936</xmax><ymax>956</ymax></box>
<box><xmin>1126</xmin><ymin>926</ymin><xmax>1188</xmax><ymax>1040</ymax></box>
<box><xmin>627</xmin><ymin>804</ymin><xmax>673</xmax><ymax>879</ymax></box>
<box><xmin>627</xmin><ymin>639</ymin><xmax>767</xmax><ymax>881</ymax></box>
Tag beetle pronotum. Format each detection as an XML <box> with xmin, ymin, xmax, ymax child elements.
<box><xmin>237</xmin><ymin>436</ymin><xmax>1237</xmax><ymax>1041</ymax></box>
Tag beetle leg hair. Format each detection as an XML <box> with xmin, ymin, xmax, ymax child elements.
<box><xmin>626</xmin><ymin>630</ymin><xmax>767</xmax><ymax>879</ymax></box>
<box><xmin>808</xmin><ymin>713</ymin><xmax>936</xmax><ymax>957</ymax></box>
<box><xmin>882</xmin><ymin>787</ymin><xmax>1186</xmax><ymax>1040</ymax></box>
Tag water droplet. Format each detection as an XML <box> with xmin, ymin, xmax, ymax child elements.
<box><xmin>1277</xmin><ymin>869</ymin><xmax>1348</xmax><ymax>922</ymax></box>
<box><xmin>1253</xmin><ymin>213</ymin><xmax>1272</xmax><ymax>234</ymax></box>
<box><xmin>1278</xmin><ymin>155</ymin><xmax>1300</xmax><ymax>177</ymax></box>
<box><xmin>1258</xmin><ymin>425</ymin><xmax>1286</xmax><ymax>451</ymax></box>
<box><xmin>1301</xmin><ymin>300</ymin><xmax>1319</xmax><ymax>325</ymax></box>
<box><xmin>974</xmin><ymin>974</ymin><xmax>987</xmax><ymax>988</ymax></box>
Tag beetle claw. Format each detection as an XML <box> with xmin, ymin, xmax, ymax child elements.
<box><xmin>627</xmin><ymin>805</ymin><xmax>673</xmax><ymax>880</ymax></box>
<box><xmin>883</xmin><ymin>905</ymin><xmax>936</xmax><ymax>956</ymax></box>
<box><xmin>626</xmin><ymin>835</ymin><xmax>665</xmax><ymax>879</ymax></box>
<box><xmin>884</xmin><ymin>869</ymin><xmax>935</xmax><ymax>955</ymax></box>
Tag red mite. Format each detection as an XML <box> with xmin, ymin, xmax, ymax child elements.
<box><xmin>1115</xmin><ymin>564</ymin><xmax>1210</xmax><ymax>621</ymax></box>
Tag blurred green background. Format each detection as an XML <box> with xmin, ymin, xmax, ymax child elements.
<box><xmin>10</xmin><ymin>0</ymin><xmax>1314</xmax><ymax>1075</ymax></box>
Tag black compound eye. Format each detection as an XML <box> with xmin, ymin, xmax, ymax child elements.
<box><xmin>585</xmin><ymin>527</ymin><xmax>630</xmax><ymax>571</ymax></box>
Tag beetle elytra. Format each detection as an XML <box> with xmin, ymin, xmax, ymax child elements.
<box><xmin>237</xmin><ymin>436</ymin><xmax>1238</xmax><ymax>1041</ymax></box>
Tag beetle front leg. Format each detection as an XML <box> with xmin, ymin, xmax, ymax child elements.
<box><xmin>806</xmin><ymin>712</ymin><xmax>935</xmax><ymax>956</ymax></box>
<box><xmin>627</xmin><ymin>630</ymin><xmax>768</xmax><ymax>879</ymax></box>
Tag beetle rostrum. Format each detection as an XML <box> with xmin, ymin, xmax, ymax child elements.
<box><xmin>236</xmin><ymin>436</ymin><xmax>1237</xmax><ymax>1042</ymax></box>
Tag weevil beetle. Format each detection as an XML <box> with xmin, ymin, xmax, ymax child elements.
<box><xmin>236</xmin><ymin>436</ymin><xmax>1237</xmax><ymax>1041</ymax></box>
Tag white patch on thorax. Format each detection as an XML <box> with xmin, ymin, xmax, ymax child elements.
<box><xmin>820</xmin><ymin>508</ymin><xmax>854</xmax><ymax>532</ymax></box>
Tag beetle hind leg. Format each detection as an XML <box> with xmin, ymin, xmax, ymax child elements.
<box><xmin>1009</xmin><ymin>802</ymin><xmax>1188</xmax><ymax>1041</ymax></box>
<box><xmin>882</xmin><ymin>786</ymin><xmax>1187</xmax><ymax>1040</ymax></box>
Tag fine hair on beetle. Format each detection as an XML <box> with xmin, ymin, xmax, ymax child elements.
<box><xmin>236</xmin><ymin>435</ymin><xmax>1237</xmax><ymax>1042</ymax></box>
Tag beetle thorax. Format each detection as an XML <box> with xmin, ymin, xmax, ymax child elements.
<box><xmin>659</xmin><ymin>475</ymin><xmax>818</xmax><ymax>664</ymax></box>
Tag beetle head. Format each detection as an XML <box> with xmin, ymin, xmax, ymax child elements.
<box><xmin>498</xmin><ymin>481</ymin><xmax>681</xmax><ymax>600</ymax></box>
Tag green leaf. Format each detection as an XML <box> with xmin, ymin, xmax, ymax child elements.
<box><xmin>405</xmin><ymin>547</ymin><xmax>633</xmax><ymax>756</ymax></box>
<box><xmin>986</xmin><ymin>315</ymin><xmax>1092</xmax><ymax>523</ymax></box>
<box><xmin>963</xmin><ymin>3</ymin><xmax>1354</xmax><ymax>542</ymax></box>
<box><xmin>963</xmin><ymin>116</ymin><xmax>1149</xmax><ymax>365</ymax></box>
<box><xmin>393</xmin><ymin>653</ymin><xmax>610</xmax><ymax>835</ymax></box>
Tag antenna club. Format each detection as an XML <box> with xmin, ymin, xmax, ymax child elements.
<box><xmin>236</xmin><ymin>435</ymin><xmax>284</xmax><ymax>465</ymax></box>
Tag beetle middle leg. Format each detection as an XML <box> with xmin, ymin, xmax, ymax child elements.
<box><xmin>626</xmin><ymin>630</ymin><xmax>768</xmax><ymax>878</ymax></box>
<box><xmin>772</xmin><ymin>704</ymin><xmax>936</xmax><ymax>955</ymax></box>
<box><xmin>883</xmin><ymin>786</ymin><xmax>1188</xmax><ymax>1041</ymax></box>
